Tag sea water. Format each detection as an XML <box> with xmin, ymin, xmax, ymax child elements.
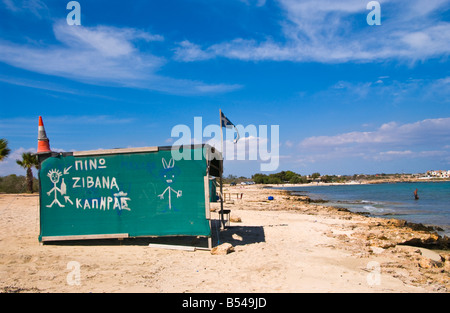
<box><xmin>280</xmin><ymin>181</ymin><xmax>450</xmax><ymax>235</ymax></box>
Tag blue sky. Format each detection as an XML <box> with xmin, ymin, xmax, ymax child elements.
<box><xmin>1</xmin><ymin>0</ymin><xmax>450</xmax><ymax>177</ymax></box>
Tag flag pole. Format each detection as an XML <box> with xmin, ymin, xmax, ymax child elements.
<box><xmin>219</xmin><ymin>109</ymin><xmax>225</xmax><ymax>229</ymax></box>
<box><xmin>219</xmin><ymin>109</ymin><xmax>224</xmax><ymax>156</ymax></box>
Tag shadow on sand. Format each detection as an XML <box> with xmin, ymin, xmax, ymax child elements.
<box><xmin>211</xmin><ymin>220</ymin><xmax>265</xmax><ymax>247</ymax></box>
<box><xmin>42</xmin><ymin>219</ymin><xmax>265</xmax><ymax>250</ymax></box>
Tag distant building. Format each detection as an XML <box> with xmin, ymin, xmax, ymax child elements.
<box><xmin>426</xmin><ymin>170</ymin><xmax>450</xmax><ymax>178</ymax></box>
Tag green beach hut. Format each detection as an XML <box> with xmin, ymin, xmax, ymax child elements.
<box><xmin>37</xmin><ymin>144</ymin><xmax>222</xmax><ymax>249</ymax></box>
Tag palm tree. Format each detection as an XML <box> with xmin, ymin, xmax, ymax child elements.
<box><xmin>16</xmin><ymin>152</ymin><xmax>39</xmax><ymax>193</ymax></box>
<box><xmin>0</xmin><ymin>138</ymin><xmax>11</xmax><ymax>162</ymax></box>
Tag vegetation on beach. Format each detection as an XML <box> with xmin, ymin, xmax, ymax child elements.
<box><xmin>224</xmin><ymin>171</ymin><xmax>448</xmax><ymax>185</ymax></box>
<box><xmin>252</xmin><ymin>171</ymin><xmax>309</xmax><ymax>184</ymax></box>
<box><xmin>0</xmin><ymin>140</ymin><xmax>40</xmax><ymax>194</ymax></box>
<box><xmin>0</xmin><ymin>174</ymin><xmax>39</xmax><ymax>194</ymax></box>
<box><xmin>16</xmin><ymin>152</ymin><xmax>39</xmax><ymax>193</ymax></box>
<box><xmin>0</xmin><ymin>138</ymin><xmax>11</xmax><ymax>162</ymax></box>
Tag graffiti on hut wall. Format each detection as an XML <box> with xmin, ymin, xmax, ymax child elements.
<box><xmin>44</xmin><ymin>157</ymin><xmax>131</xmax><ymax>212</ymax></box>
<box><xmin>157</xmin><ymin>158</ymin><xmax>182</xmax><ymax>212</ymax></box>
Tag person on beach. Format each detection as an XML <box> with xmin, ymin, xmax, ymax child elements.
<box><xmin>414</xmin><ymin>188</ymin><xmax>419</xmax><ymax>200</ymax></box>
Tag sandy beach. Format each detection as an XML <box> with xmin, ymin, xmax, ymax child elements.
<box><xmin>0</xmin><ymin>185</ymin><xmax>449</xmax><ymax>293</ymax></box>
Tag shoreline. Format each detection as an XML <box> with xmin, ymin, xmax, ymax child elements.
<box><xmin>228</xmin><ymin>185</ymin><xmax>449</xmax><ymax>250</ymax></box>
<box><xmin>261</xmin><ymin>178</ymin><xmax>450</xmax><ymax>188</ymax></box>
<box><xmin>224</xmin><ymin>185</ymin><xmax>450</xmax><ymax>290</ymax></box>
<box><xmin>267</xmin><ymin>181</ymin><xmax>450</xmax><ymax>236</ymax></box>
<box><xmin>1</xmin><ymin>189</ymin><xmax>449</xmax><ymax>293</ymax></box>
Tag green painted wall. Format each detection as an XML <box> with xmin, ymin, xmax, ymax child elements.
<box><xmin>39</xmin><ymin>148</ymin><xmax>211</xmax><ymax>241</ymax></box>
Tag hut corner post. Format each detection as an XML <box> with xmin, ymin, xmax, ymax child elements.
<box><xmin>204</xmin><ymin>171</ymin><xmax>212</xmax><ymax>250</ymax></box>
<box><xmin>219</xmin><ymin>109</ymin><xmax>225</xmax><ymax>230</ymax></box>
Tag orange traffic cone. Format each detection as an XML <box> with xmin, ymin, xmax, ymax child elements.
<box><xmin>37</xmin><ymin>116</ymin><xmax>51</xmax><ymax>153</ymax></box>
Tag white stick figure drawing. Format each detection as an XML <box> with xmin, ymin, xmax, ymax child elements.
<box><xmin>46</xmin><ymin>169</ymin><xmax>66</xmax><ymax>208</ymax></box>
<box><xmin>157</xmin><ymin>158</ymin><xmax>182</xmax><ymax>212</ymax></box>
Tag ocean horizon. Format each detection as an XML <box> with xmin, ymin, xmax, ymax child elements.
<box><xmin>279</xmin><ymin>181</ymin><xmax>450</xmax><ymax>236</ymax></box>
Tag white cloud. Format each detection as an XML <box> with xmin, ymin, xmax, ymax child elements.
<box><xmin>175</xmin><ymin>0</ymin><xmax>450</xmax><ymax>63</ymax></box>
<box><xmin>294</xmin><ymin>117</ymin><xmax>450</xmax><ymax>167</ymax></box>
<box><xmin>371</xmin><ymin>149</ymin><xmax>450</xmax><ymax>162</ymax></box>
<box><xmin>2</xmin><ymin>0</ymin><xmax>49</xmax><ymax>18</ymax></box>
<box><xmin>300</xmin><ymin>117</ymin><xmax>450</xmax><ymax>149</ymax></box>
<box><xmin>0</xmin><ymin>21</ymin><xmax>164</xmax><ymax>83</ymax></box>
<box><xmin>174</xmin><ymin>40</ymin><xmax>211</xmax><ymax>62</ymax></box>
<box><xmin>327</xmin><ymin>76</ymin><xmax>450</xmax><ymax>105</ymax></box>
<box><xmin>193</xmin><ymin>83</ymin><xmax>243</xmax><ymax>93</ymax></box>
<box><xmin>0</xmin><ymin>21</ymin><xmax>241</xmax><ymax>95</ymax></box>
<box><xmin>0</xmin><ymin>147</ymin><xmax>36</xmax><ymax>176</ymax></box>
<box><xmin>238</xmin><ymin>0</ymin><xmax>266</xmax><ymax>7</ymax></box>
<box><xmin>53</xmin><ymin>22</ymin><xmax>164</xmax><ymax>58</ymax></box>
<box><xmin>0</xmin><ymin>146</ymin><xmax>67</xmax><ymax>177</ymax></box>
<box><xmin>373</xmin><ymin>150</ymin><xmax>413</xmax><ymax>161</ymax></box>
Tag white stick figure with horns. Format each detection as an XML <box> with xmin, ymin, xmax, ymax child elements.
<box><xmin>157</xmin><ymin>158</ymin><xmax>182</xmax><ymax>212</ymax></box>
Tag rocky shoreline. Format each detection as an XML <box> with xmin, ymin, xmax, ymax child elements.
<box><xmin>287</xmin><ymin>191</ymin><xmax>448</xmax><ymax>248</ymax></box>
<box><xmin>268</xmin><ymin>188</ymin><xmax>450</xmax><ymax>250</ymax></box>
<box><xmin>221</xmin><ymin>186</ymin><xmax>450</xmax><ymax>291</ymax></box>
